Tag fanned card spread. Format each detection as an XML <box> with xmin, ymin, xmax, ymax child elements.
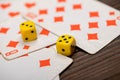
<box><xmin>23</xmin><ymin>0</ymin><xmax>120</xmax><ymax>54</ymax></box>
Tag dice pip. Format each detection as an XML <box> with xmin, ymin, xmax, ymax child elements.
<box><xmin>56</xmin><ymin>34</ymin><xmax>76</xmax><ymax>56</ymax></box>
<box><xmin>20</xmin><ymin>21</ymin><xmax>37</xmax><ymax>42</ymax></box>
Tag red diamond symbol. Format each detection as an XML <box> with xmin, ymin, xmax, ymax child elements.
<box><xmin>70</xmin><ymin>24</ymin><xmax>81</xmax><ymax>31</ymax></box>
<box><xmin>0</xmin><ymin>27</ymin><xmax>9</xmax><ymax>34</ymax></box>
<box><xmin>56</xmin><ymin>6</ymin><xmax>65</xmax><ymax>12</ymax></box>
<box><xmin>109</xmin><ymin>11</ymin><xmax>115</xmax><ymax>15</ymax></box>
<box><xmin>89</xmin><ymin>11</ymin><xmax>99</xmax><ymax>17</ymax></box>
<box><xmin>40</xmin><ymin>28</ymin><xmax>50</xmax><ymax>36</ymax></box>
<box><xmin>73</xmin><ymin>4</ymin><xmax>82</xmax><ymax>10</ymax></box>
<box><xmin>20</xmin><ymin>54</ymin><xmax>29</xmax><ymax>58</ymax></box>
<box><xmin>54</xmin><ymin>16</ymin><xmax>63</xmax><ymax>22</ymax></box>
<box><xmin>106</xmin><ymin>20</ymin><xmax>117</xmax><ymax>26</ymax></box>
<box><xmin>38</xmin><ymin>19</ymin><xmax>44</xmax><ymax>23</ymax></box>
<box><xmin>88</xmin><ymin>33</ymin><xmax>98</xmax><ymax>40</ymax></box>
<box><xmin>58</xmin><ymin>0</ymin><xmax>66</xmax><ymax>3</ymax></box>
<box><xmin>39</xmin><ymin>9</ymin><xmax>48</xmax><ymax>15</ymax></box>
<box><xmin>7</xmin><ymin>41</ymin><xmax>19</xmax><ymax>48</ymax></box>
<box><xmin>88</xmin><ymin>22</ymin><xmax>99</xmax><ymax>28</ymax></box>
<box><xmin>23</xmin><ymin>45</ymin><xmax>30</xmax><ymax>50</ymax></box>
<box><xmin>39</xmin><ymin>58</ymin><xmax>51</xmax><ymax>67</ymax></box>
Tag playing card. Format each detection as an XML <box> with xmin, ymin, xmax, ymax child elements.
<box><xmin>23</xmin><ymin>0</ymin><xmax>120</xmax><ymax>54</ymax></box>
<box><xmin>0</xmin><ymin>47</ymin><xmax>73</xmax><ymax>80</ymax></box>
<box><xmin>53</xmin><ymin>76</ymin><xmax>60</xmax><ymax>80</ymax></box>
<box><xmin>0</xmin><ymin>0</ymin><xmax>40</xmax><ymax>22</ymax></box>
<box><xmin>0</xmin><ymin>16</ymin><xmax>57</xmax><ymax>60</ymax></box>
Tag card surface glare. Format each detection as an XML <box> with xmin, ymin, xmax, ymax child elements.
<box><xmin>23</xmin><ymin>0</ymin><xmax>120</xmax><ymax>54</ymax></box>
<box><xmin>0</xmin><ymin>48</ymin><xmax>72</xmax><ymax>80</ymax></box>
<box><xmin>0</xmin><ymin>16</ymin><xmax>57</xmax><ymax>60</ymax></box>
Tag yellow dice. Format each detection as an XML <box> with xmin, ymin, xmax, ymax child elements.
<box><xmin>20</xmin><ymin>21</ymin><xmax>37</xmax><ymax>42</ymax></box>
<box><xmin>56</xmin><ymin>34</ymin><xmax>76</xmax><ymax>56</ymax></box>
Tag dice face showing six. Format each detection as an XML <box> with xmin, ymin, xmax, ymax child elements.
<box><xmin>56</xmin><ymin>34</ymin><xmax>76</xmax><ymax>56</ymax></box>
<box><xmin>20</xmin><ymin>21</ymin><xmax>37</xmax><ymax>42</ymax></box>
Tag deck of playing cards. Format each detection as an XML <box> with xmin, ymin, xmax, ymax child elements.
<box><xmin>0</xmin><ymin>0</ymin><xmax>120</xmax><ymax>80</ymax></box>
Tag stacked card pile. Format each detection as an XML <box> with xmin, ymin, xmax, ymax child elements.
<box><xmin>0</xmin><ymin>0</ymin><xmax>120</xmax><ymax>80</ymax></box>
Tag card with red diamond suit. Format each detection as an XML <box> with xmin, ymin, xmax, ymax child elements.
<box><xmin>23</xmin><ymin>0</ymin><xmax>120</xmax><ymax>54</ymax></box>
<box><xmin>0</xmin><ymin>47</ymin><xmax>72</xmax><ymax>80</ymax></box>
<box><xmin>0</xmin><ymin>0</ymin><xmax>40</xmax><ymax>22</ymax></box>
<box><xmin>0</xmin><ymin>16</ymin><xmax>57</xmax><ymax>60</ymax></box>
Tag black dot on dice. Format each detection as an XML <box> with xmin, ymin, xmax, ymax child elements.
<box><xmin>21</xmin><ymin>23</ymin><xmax>24</xmax><ymax>25</ymax></box>
<box><xmin>69</xmin><ymin>36</ymin><xmax>72</xmax><ymax>39</ymax></box>
<box><xmin>59</xmin><ymin>40</ymin><xmax>62</xmax><ymax>42</ymax></box>
<box><xmin>64</xmin><ymin>38</ymin><xmax>67</xmax><ymax>40</ymax></box>
<box><xmin>30</xmin><ymin>25</ymin><xmax>32</xmax><ymax>27</ymax></box>
<box><xmin>31</xmin><ymin>30</ymin><xmax>34</xmax><ymax>33</ymax></box>
<box><xmin>25</xmin><ymin>37</ymin><xmax>28</xmax><ymax>40</ymax></box>
<box><xmin>62</xmin><ymin>35</ymin><xmax>65</xmax><ymax>38</ymax></box>
<box><xmin>26</xmin><ymin>24</ymin><xmax>28</xmax><ymax>26</ymax></box>
<box><xmin>62</xmin><ymin>49</ymin><xmax>65</xmax><ymax>52</ymax></box>
<box><xmin>66</xmin><ymin>41</ymin><xmax>69</xmax><ymax>43</ymax></box>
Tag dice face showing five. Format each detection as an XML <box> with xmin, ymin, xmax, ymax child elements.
<box><xmin>56</xmin><ymin>34</ymin><xmax>76</xmax><ymax>56</ymax></box>
<box><xmin>20</xmin><ymin>21</ymin><xmax>37</xmax><ymax>42</ymax></box>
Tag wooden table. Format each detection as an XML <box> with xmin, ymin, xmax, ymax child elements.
<box><xmin>60</xmin><ymin>0</ymin><xmax>120</xmax><ymax>80</ymax></box>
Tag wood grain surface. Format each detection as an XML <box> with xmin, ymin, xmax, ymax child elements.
<box><xmin>60</xmin><ymin>0</ymin><xmax>120</xmax><ymax>80</ymax></box>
